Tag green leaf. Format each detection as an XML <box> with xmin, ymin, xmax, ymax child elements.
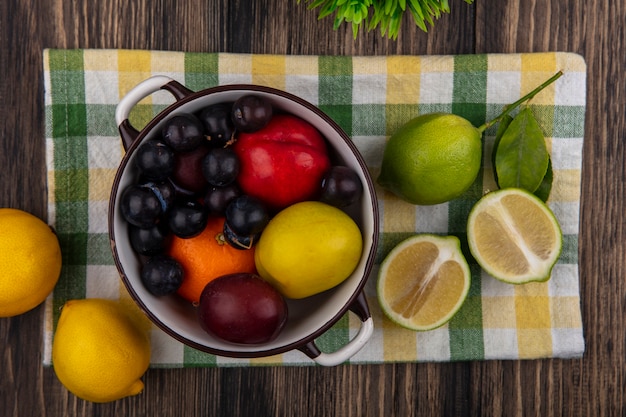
<box><xmin>533</xmin><ymin>157</ymin><xmax>553</xmax><ymax>202</ymax></box>
<box><xmin>407</xmin><ymin>1</ymin><xmax>428</xmax><ymax>31</ymax></box>
<box><xmin>384</xmin><ymin>0</ymin><xmax>394</xmax><ymax>14</ymax></box>
<box><xmin>318</xmin><ymin>1</ymin><xmax>338</xmax><ymax>18</ymax></box>
<box><xmin>307</xmin><ymin>0</ymin><xmax>329</xmax><ymax>9</ymax></box>
<box><xmin>491</xmin><ymin>114</ymin><xmax>513</xmax><ymax>185</ymax></box>
<box><xmin>389</xmin><ymin>11</ymin><xmax>402</xmax><ymax>38</ymax></box>
<box><xmin>299</xmin><ymin>0</ymin><xmax>474</xmax><ymax>39</ymax></box>
<box><xmin>408</xmin><ymin>0</ymin><xmax>424</xmax><ymax>19</ymax></box>
<box><xmin>495</xmin><ymin>107</ymin><xmax>549</xmax><ymax>193</ymax></box>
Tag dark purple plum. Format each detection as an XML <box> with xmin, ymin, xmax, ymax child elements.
<box><xmin>198</xmin><ymin>273</ymin><xmax>288</xmax><ymax>344</ymax></box>
<box><xmin>172</xmin><ymin>144</ymin><xmax>211</xmax><ymax>193</ymax></box>
<box><xmin>231</xmin><ymin>95</ymin><xmax>273</xmax><ymax>133</ymax></box>
<box><xmin>161</xmin><ymin>113</ymin><xmax>205</xmax><ymax>152</ymax></box>
<box><xmin>224</xmin><ymin>195</ymin><xmax>269</xmax><ymax>236</ymax></box>
<box><xmin>120</xmin><ymin>184</ymin><xmax>164</xmax><ymax>228</ymax></box>
<box><xmin>141</xmin><ymin>255</ymin><xmax>183</xmax><ymax>296</ymax></box>
<box><xmin>167</xmin><ymin>200</ymin><xmax>208</xmax><ymax>238</ymax></box>
<box><xmin>319</xmin><ymin>166</ymin><xmax>363</xmax><ymax>207</ymax></box>
<box><xmin>134</xmin><ymin>139</ymin><xmax>175</xmax><ymax>180</ymax></box>
<box><xmin>201</xmin><ymin>147</ymin><xmax>240</xmax><ymax>187</ymax></box>
<box><xmin>129</xmin><ymin>223</ymin><xmax>171</xmax><ymax>256</ymax></box>
<box><xmin>204</xmin><ymin>184</ymin><xmax>241</xmax><ymax>215</ymax></box>
<box><xmin>197</xmin><ymin>103</ymin><xmax>236</xmax><ymax>147</ymax></box>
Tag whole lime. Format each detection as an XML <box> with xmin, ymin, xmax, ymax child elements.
<box><xmin>377</xmin><ymin>113</ymin><xmax>482</xmax><ymax>205</ymax></box>
<box><xmin>254</xmin><ymin>201</ymin><xmax>363</xmax><ymax>299</ymax></box>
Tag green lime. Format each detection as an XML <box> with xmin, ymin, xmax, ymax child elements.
<box><xmin>377</xmin><ymin>113</ymin><xmax>482</xmax><ymax>205</ymax></box>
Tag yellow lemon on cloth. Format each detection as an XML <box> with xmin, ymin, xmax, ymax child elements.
<box><xmin>377</xmin><ymin>234</ymin><xmax>471</xmax><ymax>331</ymax></box>
<box><xmin>52</xmin><ymin>298</ymin><xmax>151</xmax><ymax>403</ymax></box>
<box><xmin>377</xmin><ymin>113</ymin><xmax>482</xmax><ymax>205</ymax></box>
<box><xmin>0</xmin><ymin>208</ymin><xmax>62</xmax><ymax>317</ymax></box>
<box><xmin>255</xmin><ymin>201</ymin><xmax>363</xmax><ymax>299</ymax></box>
<box><xmin>467</xmin><ymin>188</ymin><xmax>562</xmax><ymax>284</ymax></box>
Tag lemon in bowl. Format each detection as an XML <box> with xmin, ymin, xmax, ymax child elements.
<box><xmin>255</xmin><ymin>201</ymin><xmax>363</xmax><ymax>299</ymax></box>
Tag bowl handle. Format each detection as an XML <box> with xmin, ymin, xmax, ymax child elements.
<box><xmin>298</xmin><ymin>291</ymin><xmax>373</xmax><ymax>366</ymax></box>
<box><xmin>115</xmin><ymin>75</ymin><xmax>195</xmax><ymax>151</ymax></box>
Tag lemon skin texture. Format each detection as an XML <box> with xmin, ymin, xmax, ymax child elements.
<box><xmin>0</xmin><ymin>208</ymin><xmax>62</xmax><ymax>317</ymax></box>
<box><xmin>377</xmin><ymin>113</ymin><xmax>482</xmax><ymax>205</ymax></box>
<box><xmin>255</xmin><ymin>201</ymin><xmax>363</xmax><ymax>299</ymax></box>
<box><xmin>52</xmin><ymin>298</ymin><xmax>151</xmax><ymax>403</ymax></box>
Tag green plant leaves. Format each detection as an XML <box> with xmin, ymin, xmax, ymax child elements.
<box><xmin>493</xmin><ymin>107</ymin><xmax>551</xmax><ymax>200</ymax></box>
<box><xmin>298</xmin><ymin>0</ymin><xmax>474</xmax><ymax>40</ymax></box>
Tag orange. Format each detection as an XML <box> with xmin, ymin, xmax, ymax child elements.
<box><xmin>167</xmin><ymin>216</ymin><xmax>256</xmax><ymax>304</ymax></box>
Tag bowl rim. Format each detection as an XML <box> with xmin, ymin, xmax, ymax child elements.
<box><xmin>108</xmin><ymin>83</ymin><xmax>380</xmax><ymax>358</ymax></box>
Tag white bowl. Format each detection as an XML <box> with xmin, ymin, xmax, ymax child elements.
<box><xmin>109</xmin><ymin>76</ymin><xmax>379</xmax><ymax>366</ymax></box>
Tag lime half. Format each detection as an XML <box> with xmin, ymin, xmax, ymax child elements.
<box><xmin>467</xmin><ymin>188</ymin><xmax>562</xmax><ymax>284</ymax></box>
<box><xmin>377</xmin><ymin>234</ymin><xmax>471</xmax><ymax>331</ymax></box>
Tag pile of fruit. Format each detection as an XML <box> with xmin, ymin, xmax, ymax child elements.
<box><xmin>4</xmin><ymin>74</ymin><xmax>567</xmax><ymax>403</ymax></box>
<box><xmin>119</xmin><ymin>94</ymin><xmax>364</xmax><ymax>344</ymax></box>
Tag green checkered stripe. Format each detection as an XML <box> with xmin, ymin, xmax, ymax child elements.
<box><xmin>43</xmin><ymin>50</ymin><xmax>585</xmax><ymax>366</ymax></box>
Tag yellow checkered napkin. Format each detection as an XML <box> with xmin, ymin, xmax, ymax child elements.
<box><xmin>43</xmin><ymin>49</ymin><xmax>585</xmax><ymax>366</ymax></box>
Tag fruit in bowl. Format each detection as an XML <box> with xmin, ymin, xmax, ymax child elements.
<box><xmin>255</xmin><ymin>201</ymin><xmax>363</xmax><ymax>299</ymax></box>
<box><xmin>234</xmin><ymin>113</ymin><xmax>331</xmax><ymax>211</ymax></box>
<box><xmin>198</xmin><ymin>273</ymin><xmax>288</xmax><ymax>344</ymax></box>
<box><xmin>111</xmin><ymin>79</ymin><xmax>378</xmax><ymax>365</ymax></box>
<box><xmin>121</xmin><ymin>102</ymin><xmax>356</xmax><ymax>336</ymax></box>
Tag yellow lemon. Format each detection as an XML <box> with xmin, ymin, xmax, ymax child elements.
<box><xmin>377</xmin><ymin>234</ymin><xmax>471</xmax><ymax>331</ymax></box>
<box><xmin>255</xmin><ymin>201</ymin><xmax>363</xmax><ymax>299</ymax></box>
<box><xmin>467</xmin><ymin>188</ymin><xmax>562</xmax><ymax>284</ymax></box>
<box><xmin>52</xmin><ymin>298</ymin><xmax>151</xmax><ymax>403</ymax></box>
<box><xmin>377</xmin><ymin>113</ymin><xmax>482</xmax><ymax>205</ymax></box>
<box><xmin>0</xmin><ymin>208</ymin><xmax>62</xmax><ymax>317</ymax></box>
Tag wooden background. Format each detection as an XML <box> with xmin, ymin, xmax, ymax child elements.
<box><xmin>1</xmin><ymin>0</ymin><xmax>624</xmax><ymax>415</ymax></box>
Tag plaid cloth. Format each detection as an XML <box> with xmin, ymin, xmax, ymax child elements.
<box><xmin>42</xmin><ymin>49</ymin><xmax>586</xmax><ymax>367</ymax></box>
